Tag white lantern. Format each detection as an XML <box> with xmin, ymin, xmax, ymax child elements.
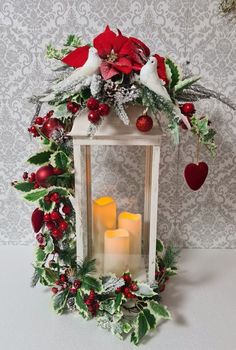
<box><xmin>69</xmin><ymin>105</ymin><xmax>162</xmax><ymax>284</ymax></box>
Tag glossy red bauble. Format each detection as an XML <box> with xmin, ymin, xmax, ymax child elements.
<box><xmin>86</xmin><ymin>97</ymin><xmax>99</xmax><ymax>110</ymax></box>
<box><xmin>184</xmin><ymin>162</ymin><xmax>208</xmax><ymax>191</ymax></box>
<box><xmin>136</xmin><ymin>115</ymin><xmax>153</xmax><ymax>132</ymax></box>
<box><xmin>31</xmin><ymin>208</ymin><xmax>44</xmax><ymax>233</ymax></box>
<box><xmin>41</xmin><ymin>118</ymin><xmax>64</xmax><ymax>138</ymax></box>
<box><xmin>35</xmin><ymin>165</ymin><xmax>54</xmax><ymax>187</ymax></box>
<box><xmin>88</xmin><ymin>110</ymin><xmax>101</xmax><ymax>124</ymax></box>
<box><xmin>180</xmin><ymin>103</ymin><xmax>195</xmax><ymax>116</ymax></box>
<box><xmin>98</xmin><ymin>103</ymin><xmax>110</xmax><ymax>116</ymax></box>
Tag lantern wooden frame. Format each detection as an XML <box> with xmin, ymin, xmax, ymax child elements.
<box><xmin>69</xmin><ymin>106</ymin><xmax>162</xmax><ymax>284</ymax></box>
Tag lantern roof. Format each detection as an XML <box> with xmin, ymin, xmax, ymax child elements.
<box><xmin>69</xmin><ymin>105</ymin><xmax>162</xmax><ymax>146</ymax></box>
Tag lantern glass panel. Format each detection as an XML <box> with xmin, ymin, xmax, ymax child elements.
<box><xmin>84</xmin><ymin>145</ymin><xmax>152</xmax><ymax>280</ymax></box>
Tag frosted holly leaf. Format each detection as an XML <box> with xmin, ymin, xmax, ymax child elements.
<box><xmin>133</xmin><ymin>283</ymin><xmax>157</xmax><ymax>298</ymax></box>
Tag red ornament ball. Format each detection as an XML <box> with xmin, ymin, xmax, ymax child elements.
<box><xmin>86</xmin><ymin>97</ymin><xmax>99</xmax><ymax>110</ymax></box>
<box><xmin>88</xmin><ymin>110</ymin><xmax>100</xmax><ymax>124</ymax></box>
<box><xmin>36</xmin><ymin>165</ymin><xmax>54</xmax><ymax>187</ymax></box>
<box><xmin>98</xmin><ymin>103</ymin><xmax>110</xmax><ymax>116</ymax></box>
<box><xmin>31</xmin><ymin>208</ymin><xmax>44</xmax><ymax>233</ymax></box>
<box><xmin>41</xmin><ymin>118</ymin><xmax>64</xmax><ymax>138</ymax></box>
<box><xmin>136</xmin><ymin>115</ymin><xmax>153</xmax><ymax>132</ymax></box>
<box><xmin>180</xmin><ymin>103</ymin><xmax>195</xmax><ymax>116</ymax></box>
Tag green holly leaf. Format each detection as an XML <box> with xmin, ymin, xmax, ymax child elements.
<box><xmin>82</xmin><ymin>275</ymin><xmax>102</xmax><ymax>293</ymax></box>
<box><xmin>99</xmin><ymin>299</ymin><xmax>116</xmax><ymax>314</ymax></box>
<box><xmin>27</xmin><ymin>151</ymin><xmax>53</xmax><ymax>165</ymax></box>
<box><xmin>143</xmin><ymin>308</ymin><xmax>156</xmax><ymax>329</ymax></box>
<box><xmin>114</xmin><ymin>292</ymin><xmax>124</xmax><ymax>312</ymax></box>
<box><xmin>48</xmin><ymin>187</ymin><xmax>70</xmax><ymax>197</ymax></box>
<box><xmin>52</xmin><ymin>289</ymin><xmax>69</xmax><ymax>314</ymax></box>
<box><xmin>38</xmin><ymin>197</ymin><xmax>55</xmax><ymax>213</ymax></box>
<box><xmin>24</xmin><ymin>189</ymin><xmax>48</xmax><ymax>202</ymax></box>
<box><xmin>131</xmin><ymin>312</ymin><xmax>149</xmax><ymax>345</ymax></box>
<box><xmin>14</xmin><ymin>182</ymin><xmax>35</xmax><ymax>192</ymax></box>
<box><xmin>35</xmin><ymin>247</ymin><xmax>46</xmax><ymax>266</ymax></box>
<box><xmin>54</xmin><ymin>103</ymin><xmax>69</xmax><ymax>118</ymax></box>
<box><xmin>75</xmin><ymin>290</ymin><xmax>89</xmax><ymax>319</ymax></box>
<box><xmin>44</xmin><ymin>235</ymin><xmax>54</xmax><ymax>254</ymax></box>
<box><xmin>50</xmin><ymin>151</ymin><xmax>71</xmax><ymax>171</ymax></box>
<box><xmin>64</xmin><ymin>34</ymin><xmax>83</xmax><ymax>47</ymax></box>
<box><xmin>42</xmin><ymin>267</ymin><xmax>59</xmax><ymax>286</ymax></box>
<box><xmin>156</xmin><ymin>239</ymin><xmax>164</xmax><ymax>253</ymax></box>
<box><xmin>165</xmin><ymin>58</ymin><xmax>182</xmax><ymax>89</ymax></box>
<box><xmin>148</xmin><ymin>300</ymin><xmax>171</xmax><ymax>320</ymax></box>
<box><xmin>134</xmin><ymin>283</ymin><xmax>157</xmax><ymax>298</ymax></box>
<box><xmin>46</xmin><ymin>44</ymin><xmax>70</xmax><ymax>60</ymax></box>
<box><xmin>175</xmin><ymin>76</ymin><xmax>201</xmax><ymax>93</ymax></box>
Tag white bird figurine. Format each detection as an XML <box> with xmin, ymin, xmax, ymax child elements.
<box><xmin>140</xmin><ymin>56</ymin><xmax>191</xmax><ymax>129</ymax></box>
<box><xmin>40</xmin><ymin>47</ymin><xmax>102</xmax><ymax>102</ymax></box>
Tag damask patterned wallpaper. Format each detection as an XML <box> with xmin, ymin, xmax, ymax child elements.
<box><xmin>1</xmin><ymin>0</ymin><xmax>235</xmax><ymax>247</ymax></box>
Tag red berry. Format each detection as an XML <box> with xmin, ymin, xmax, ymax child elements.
<box><xmin>130</xmin><ymin>283</ymin><xmax>138</xmax><ymax>292</ymax></box>
<box><xmin>35</xmin><ymin>117</ymin><xmax>43</xmax><ymax>125</ymax></box>
<box><xmin>88</xmin><ymin>305</ymin><xmax>94</xmax><ymax>313</ymax></box>
<box><xmin>53</xmin><ymin>167</ymin><xmax>64</xmax><ymax>175</ymax></box>
<box><xmin>67</xmin><ymin>101</ymin><xmax>74</xmax><ymax>112</ymax></box>
<box><xmin>62</xmin><ymin>205</ymin><xmax>71</xmax><ymax>215</ymax></box>
<box><xmin>51</xmin><ymin>287</ymin><xmax>58</xmax><ymax>294</ymax></box>
<box><xmin>50</xmin><ymin>192</ymin><xmax>60</xmax><ymax>203</ymax></box>
<box><xmin>180</xmin><ymin>103</ymin><xmax>195</xmax><ymax>116</ymax></box>
<box><xmin>44</xmin><ymin>195</ymin><xmax>51</xmax><ymax>202</ymax></box>
<box><xmin>136</xmin><ymin>115</ymin><xmax>153</xmax><ymax>132</ymax></box>
<box><xmin>43</xmin><ymin>115</ymin><xmax>50</xmax><ymax>123</ymax></box>
<box><xmin>44</xmin><ymin>213</ymin><xmax>51</xmax><ymax>222</ymax></box>
<box><xmin>74</xmin><ymin>280</ymin><xmax>81</xmax><ymax>289</ymax></box>
<box><xmin>59</xmin><ymin>221</ymin><xmax>68</xmax><ymax>231</ymax></box>
<box><xmin>30</xmin><ymin>172</ymin><xmax>36</xmax><ymax>181</ymax></box>
<box><xmin>86</xmin><ymin>97</ymin><xmax>99</xmax><ymax>110</ymax></box>
<box><xmin>23</xmin><ymin>172</ymin><xmax>28</xmax><ymax>180</ymax></box>
<box><xmin>47</xmin><ymin>110</ymin><xmax>54</xmax><ymax>117</ymax></box>
<box><xmin>72</xmin><ymin>104</ymin><xmax>80</xmax><ymax>114</ymax></box>
<box><xmin>51</xmin><ymin>228</ymin><xmax>63</xmax><ymax>240</ymax></box>
<box><xmin>88</xmin><ymin>110</ymin><xmax>100</xmax><ymax>124</ymax></box>
<box><xmin>69</xmin><ymin>287</ymin><xmax>77</xmax><ymax>295</ymax></box>
<box><xmin>60</xmin><ymin>274</ymin><xmax>67</xmax><ymax>283</ymax></box>
<box><xmin>126</xmin><ymin>292</ymin><xmax>134</xmax><ymax>299</ymax></box>
<box><xmin>98</xmin><ymin>103</ymin><xmax>110</xmax><ymax>116</ymax></box>
<box><xmin>46</xmin><ymin>221</ymin><xmax>56</xmax><ymax>230</ymax></box>
<box><xmin>36</xmin><ymin>233</ymin><xmax>44</xmax><ymax>244</ymax></box>
<box><xmin>124</xmin><ymin>287</ymin><xmax>130</xmax><ymax>295</ymax></box>
<box><xmin>29</xmin><ymin>125</ymin><xmax>37</xmax><ymax>133</ymax></box>
<box><xmin>34</xmin><ymin>182</ymin><xmax>39</xmax><ymax>189</ymax></box>
<box><xmin>115</xmin><ymin>287</ymin><xmax>123</xmax><ymax>293</ymax></box>
<box><xmin>55</xmin><ymin>280</ymin><xmax>60</xmax><ymax>286</ymax></box>
<box><xmin>89</xmin><ymin>290</ymin><xmax>95</xmax><ymax>298</ymax></box>
<box><xmin>123</xmin><ymin>273</ymin><xmax>131</xmax><ymax>284</ymax></box>
<box><xmin>85</xmin><ymin>298</ymin><xmax>93</xmax><ymax>306</ymax></box>
<box><xmin>50</xmin><ymin>211</ymin><xmax>61</xmax><ymax>221</ymax></box>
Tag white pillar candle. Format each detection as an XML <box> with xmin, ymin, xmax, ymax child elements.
<box><xmin>118</xmin><ymin>212</ymin><xmax>142</xmax><ymax>274</ymax></box>
<box><xmin>104</xmin><ymin>229</ymin><xmax>130</xmax><ymax>276</ymax></box>
<box><xmin>92</xmin><ymin>197</ymin><xmax>116</xmax><ymax>270</ymax></box>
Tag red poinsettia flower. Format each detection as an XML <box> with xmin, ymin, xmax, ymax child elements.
<box><xmin>154</xmin><ymin>54</ymin><xmax>169</xmax><ymax>85</ymax></box>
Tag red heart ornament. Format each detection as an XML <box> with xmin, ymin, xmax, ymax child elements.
<box><xmin>184</xmin><ymin>162</ymin><xmax>208</xmax><ymax>191</ymax></box>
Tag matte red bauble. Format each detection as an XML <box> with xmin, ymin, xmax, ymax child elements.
<box><xmin>184</xmin><ymin>162</ymin><xmax>208</xmax><ymax>191</ymax></box>
<box><xmin>31</xmin><ymin>208</ymin><xmax>44</xmax><ymax>233</ymax></box>
<box><xmin>180</xmin><ymin>103</ymin><xmax>195</xmax><ymax>116</ymax></box>
<box><xmin>41</xmin><ymin>118</ymin><xmax>64</xmax><ymax>138</ymax></box>
<box><xmin>136</xmin><ymin>115</ymin><xmax>153</xmax><ymax>132</ymax></box>
<box><xmin>35</xmin><ymin>165</ymin><xmax>54</xmax><ymax>187</ymax></box>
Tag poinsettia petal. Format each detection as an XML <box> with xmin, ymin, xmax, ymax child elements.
<box><xmin>130</xmin><ymin>37</ymin><xmax>150</xmax><ymax>57</ymax></box>
<box><xmin>62</xmin><ymin>45</ymin><xmax>90</xmax><ymax>68</ymax></box>
<box><xmin>100</xmin><ymin>61</ymin><xmax>119</xmax><ymax>80</ymax></box>
<box><xmin>118</xmin><ymin>39</ymin><xmax>134</xmax><ymax>57</ymax></box>
<box><xmin>93</xmin><ymin>25</ymin><xmax>117</xmax><ymax>58</ymax></box>
<box><xmin>132</xmin><ymin>62</ymin><xmax>143</xmax><ymax>71</ymax></box>
<box><xmin>112</xmin><ymin>57</ymin><xmax>133</xmax><ymax>74</ymax></box>
<box><xmin>154</xmin><ymin>53</ymin><xmax>169</xmax><ymax>84</ymax></box>
<box><xmin>113</xmin><ymin>32</ymin><xmax>129</xmax><ymax>53</ymax></box>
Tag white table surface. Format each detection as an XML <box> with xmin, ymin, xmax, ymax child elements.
<box><xmin>0</xmin><ymin>246</ymin><xmax>236</xmax><ymax>350</ymax></box>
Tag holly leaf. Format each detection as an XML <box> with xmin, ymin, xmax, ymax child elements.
<box><xmin>27</xmin><ymin>151</ymin><xmax>53</xmax><ymax>165</ymax></box>
<box><xmin>175</xmin><ymin>76</ymin><xmax>201</xmax><ymax>93</ymax></box>
<box><xmin>156</xmin><ymin>239</ymin><xmax>164</xmax><ymax>253</ymax></box>
<box><xmin>131</xmin><ymin>312</ymin><xmax>149</xmax><ymax>345</ymax></box>
<box><xmin>99</xmin><ymin>299</ymin><xmax>116</xmax><ymax>314</ymax></box>
<box><xmin>42</xmin><ymin>267</ymin><xmax>58</xmax><ymax>286</ymax></box>
<box><xmin>24</xmin><ymin>189</ymin><xmax>48</xmax><ymax>202</ymax></box>
<box><xmin>50</xmin><ymin>151</ymin><xmax>71</xmax><ymax>171</ymax></box>
<box><xmin>75</xmin><ymin>290</ymin><xmax>89</xmax><ymax>319</ymax></box>
<box><xmin>39</xmin><ymin>197</ymin><xmax>55</xmax><ymax>213</ymax></box>
<box><xmin>134</xmin><ymin>283</ymin><xmax>157</xmax><ymax>298</ymax></box>
<box><xmin>143</xmin><ymin>308</ymin><xmax>156</xmax><ymax>329</ymax></box>
<box><xmin>52</xmin><ymin>289</ymin><xmax>69</xmax><ymax>314</ymax></box>
<box><xmin>114</xmin><ymin>292</ymin><xmax>124</xmax><ymax>312</ymax></box>
<box><xmin>165</xmin><ymin>58</ymin><xmax>182</xmax><ymax>90</ymax></box>
<box><xmin>54</xmin><ymin>103</ymin><xmax>69</xmax><ymax>118</ymax></box>
<box><xmin>82</xmin><ymin>275</ymin><xmax>102</xmax><ymax>293</ymax></box>
<box><xmin>148</xmin><ymin>300</ymin><xmax>171</xmax><ymax>320</ymax></box>
<box><xmin>35</xmin><ymin>247</ymin><xmax>47</xmax><ymax>266</ymax></box>
<box><xmin>14</xmin><ymin>182</ymin><xmax>35</xmax><ymax>192</ymax></box>
<box><xmin>64</xmin><ymin>34</ymin><xmax>83</xmax><ymax>47</ymax></box>
<box><xmin>44</xmin><ymin>235</ymin><xmax>54</xmax><ymax>254</ymax></box>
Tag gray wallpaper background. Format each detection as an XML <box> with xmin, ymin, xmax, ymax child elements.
<box><xmin>1</xmin><ymin>0</ymin><xmax>236</xmax><ymax>247</ymax></box>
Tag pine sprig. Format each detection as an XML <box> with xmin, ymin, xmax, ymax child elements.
<box><xmin>162</xmin><ymin>245</ymin><xmax>180</xmax><ymax>269</ymax></box>
<box><xmin>77</xmin><ymin>257</ymin><xmax>96</xmax><ymax>278</ymax></box>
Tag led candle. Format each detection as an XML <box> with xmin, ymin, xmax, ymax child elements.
<box><xmin>104</xmin><ymin>229</ymin><xmax>130</xmax><ymax>275</ymax></box>
<box><xmin>118</xmin><ymin>212</ymin><xmax>142</xmax><ymax>273</ymax></box>
<box><xmin>92</xmin><ymin>196</ymin><xmax>116</xmax><ymax>269</ymax></box>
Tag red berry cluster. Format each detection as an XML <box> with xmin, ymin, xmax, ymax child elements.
<box><xmin>52</xmin><ymin>274</ymin><xmax>81</xmax><ymax>295</ymax></box>
<box><xmin>86</xmin><ymin>97</ymin><xmax>110</xmax><ymax>124</ymax></box>
<box><xmin>180</xmin><ymin>103</ymin><xmax>195</xmax><ymax>130</ymax></box>
<box><xmin>155</xmin><ymin>268</ymin><xmax>169</xmax><ymax>293</ymax></box>
<box><xmin>22</xmin><ymin>171</ymin><xmax>40</xmax><ymax>189</ymax></box>
<box><xmin>44</xmin><ymin>208</ymin><xmax>69</xmax><ymax>241</ymax></box>
<box><xmin>28</xmin><ymin>110</ymin><xmax>54</xmax><ymax>137</ymax></box>
<box><xmin>115</xmin><ymin>273</ymin><xmax>138</xmax><ymax>299</ymax></box>
<box><xmin>67</xmin><ymin>101</ymin><xmax>80</xmax><ymax>114</ymax></box>
<box><xmin>84</xmin><ymin>290</ymin><xmax>99</xmax><ymax>316</ymax></box>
